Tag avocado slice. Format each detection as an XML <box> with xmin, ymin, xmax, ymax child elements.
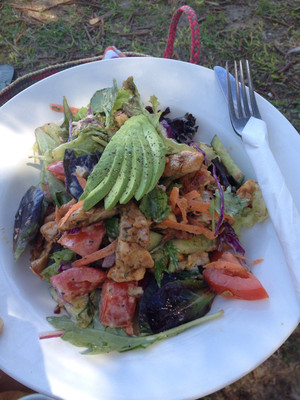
<box><xmin>211</xmin><ymin>135</ymin><xmax>245</xmax><ymax>186</ymax></box>
<box><xmin>81</xmin><ymin>139</ymin><xmax>120</xmax><ymax>200</ymax></box>
<box><xmin>134</xmin><ymin>134</ymin><xmax>154</xmax><ymax>201</ymax></box>
<box><xmin>119</xmin><ymin>133</ymin><xmax>143</xmax><ymax>204</ymax></box>
<box><xmin>142</xmin><ymin>118</ymin><xmax>166</xmax><ymax>191</ymax></box>
<box><xmin>83</xmin><ymin>140</ymin><xmax>125</xmax><ymax>210</ymax></box>
<box><xmin>104</xmin><ymin>135</ymin><xmax>133</xmax><ymax>210</ymax></box>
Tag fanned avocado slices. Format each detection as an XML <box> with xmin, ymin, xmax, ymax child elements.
<box><xmin>82</xmin><ymin>114</ymin><xmax>167</xmax><ymax>210</ymax></box>
<box><xmin>104</xmin><ymin>135</ymin><xmax>133</xmax><ymax>210</ymax></box>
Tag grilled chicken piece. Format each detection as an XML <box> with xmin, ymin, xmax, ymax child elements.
<box><xmin>118</xmin><ymin>202</ymin><xmax>150</xmax><ymax>248</ymax></box>
<box><xmin>108</xmin><ymin>202</ymin><xmax>153</xmax><ymax>282</ymax></box>
<box><xmin>237</xmin><ymin>179</ymin><xmax>256</xmax><ymax>203</ymax></box>
<box><xmin>117</xmin><ymin>240</ymin><xmax>153</xmax><ymax>269</ymax></box>
<box><xmin>163</xmin><ymin>150</ymin><xmax>204</xmax><ymax>178</ymax></box>
<box><xmin>43</xmin><ymin>210</ymin><xmax>56</xmax><ymax>223</ymax></box>
<box><xmin>40</xmin><ymin>220</ymin><xmax>59</xmax><ymax>242</ymax></box>
<box><xmin>108</xmin><ymin>265</ymin><xmax>147</xmax><ymax>282</ymax></box>
<box><xmin>57</xmin><ymin>203</ymin><xmax>118</xmax><ymax>231</ymax></box>
<box><xmin>30</xmin><ymin>241</ymin><xmax>53</xmax><ymax>276</ymax></box>
<box><xmin>187</xmin><ymin>251</ymin><xmax>209</xmax><ymax>269</ymax></box>
<box><xmin>180</xmin><ymin>165</ymin><xmax>216</xmax><ymax>193</ymax></box>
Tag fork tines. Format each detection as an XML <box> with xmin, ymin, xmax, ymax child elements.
<box><xmin>226</xmin><ymin>60</ymin><xmax>261</xmax><ymax>120</ymax></box>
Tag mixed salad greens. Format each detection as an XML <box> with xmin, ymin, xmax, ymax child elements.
<box><xmin>13</xmin><ymin>77</ymin><xmax>269</xmax><ymax>354</ymax></box>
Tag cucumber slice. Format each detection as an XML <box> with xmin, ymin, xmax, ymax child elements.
<box><xmin>211</xmin><ymin>135</ymin><xmax>244</xmax><ymax>185</ymax></box>
<box><xmin>148</xmin><ymin>231</ymin><xmax>163</xmax><ymax>251</ymax></box>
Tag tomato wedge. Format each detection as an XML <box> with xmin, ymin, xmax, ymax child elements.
<box><xmin>50</xmin><ymin>267</ymin><xmax>107</xmax><ymax>302</ymax></box>
<box><xmin>203</xmin><ymin>268</ymin><xmax>268</xmax><ymax>300</ymax></box>
<box><xmin>100</xmin><ymin>280</ymin><xmax>137</xmax><ymax>329</ymax></box>
<box><xmin>47</xmin><ymin>160</ymin><xmax>65</xmax><ymax>181</ymax></box>
<box><xmin>58</xmin><ymin>222</ymin><xmax>106</xmax><ymax>257</ymax></box>
<box><xmin>203</xmin><ymin>251</ymin><xmax>268</xmax><ymax>300</ymax></box>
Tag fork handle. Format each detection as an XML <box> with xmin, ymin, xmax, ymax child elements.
<box><xmin>242</xmin><ymin>117</ymin><xmax>300</xmax><ymax>306</ymax></box>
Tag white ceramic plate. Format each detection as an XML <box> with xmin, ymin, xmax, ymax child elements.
<box><xmin>0</xmin><ymin>57</ymin><xmax>299</xmax><ymax>400</ymax></box>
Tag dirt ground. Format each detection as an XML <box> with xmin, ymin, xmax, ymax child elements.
<box><xmin>0</xmin><ymin>1</ymin><xmax>299</xmax><ymax>399</ymax></box>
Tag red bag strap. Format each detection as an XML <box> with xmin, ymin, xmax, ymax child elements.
<box><xmin>163</xmin><ymin>5</ymin><xmax>200</xmax><ymax>64</ymax></box>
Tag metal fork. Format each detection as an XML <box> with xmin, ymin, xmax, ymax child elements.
<box><xmin>225</xmin><ymin>60</ymin><xmax>300</xmax><ymax>302</ymax></box>
<box><xmin>226</xmin><ymin>59</ymin><xmax>261</xmax><ymax>137</ymax></box>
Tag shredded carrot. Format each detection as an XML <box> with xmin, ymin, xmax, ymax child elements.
<box><xmin>169</xmin><ymin>187</ymin><xmax>189</xmax><ymax>222</ymax></box>
<box><xmin>55</xmin><ymin>199</ymin><xmax>77</xmax><ymax>224</ymax></box>
<box><xmin>219</xmin><ymin>251</ymin><xmax>241</xmax><ymax>264</ymax></box>
<box><xmin>167</xmin><ymin>187</ymin><xmax>232</xmax><ymax>231</ymax></box>
<box><xmin>55</xmin><ymin>205</ymin><xmax>60</xmax><ymax>225</ymax></box>
<box><xmin>169</xmin><ymin>186</ymin><xmax>179</xmax><ymax>212</ymax></box>
<box><xmin>176</xmin><ymin>197</ymin><xmax>188</xmax><ymax>224</ymax></box>
<box><xmin>57</xmin><ymin>200</ymin><xmax>84</xmax><ymax>229</ymax></box>
<box><xmin>76</xmin><ymin>175</ymin><xmax>87</xmax><ymax>190</ymax></box>
<box><xmin>182</xmin><ymin>190</ymin><xmax>201</xmax><ymax>200</ymax></box>
<box><xmin>72</xmin><ymin>240</ymin><xmax>117</xmax><ymax>268</ymax></box>
<box><xmin>187</xmin><ymin>198</ymin><xmax>211</xmax><ymax>214</ymax></box>
<box><xmin>50</xmin><ymin>104</ymin><xmax>80</xmax><ymax>114</ymax></box>
<box><xmin>156</xmin><ymin>219</ymin><xmax>215</xmax><ymax>240</ymax></box>
<box><xmin>232</xmin><ymin>254</ymin><xmax>264</xmax><ymax>265</ymax></box>
<box><xmin>186</xmin><ymin>198</ymin><xmax>234</xmax><ymax>222</ymax></box>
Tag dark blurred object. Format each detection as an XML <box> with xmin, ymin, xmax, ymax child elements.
<box><xmin>0</xmin><ymin>369</ymin><xmax>34</xmax><ymax>396</ymax></box>
<box><xmin>0</xmin><ymin>65</ymin><xmax>14</xmax><ymax>90</ymax></box>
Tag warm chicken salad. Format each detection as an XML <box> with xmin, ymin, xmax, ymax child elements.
<box><xmin>13</xmin><ymin>77</ymin><xmax>269</xmax><ymax>353</ymax></box>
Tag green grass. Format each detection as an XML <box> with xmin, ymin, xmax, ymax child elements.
<box><xmin>0</xmin><ymin>0</ymin><xmax>299</xmax><ymax>131</ymax></box>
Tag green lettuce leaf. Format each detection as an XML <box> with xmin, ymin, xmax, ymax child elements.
<box><xmin>152</xmin><ymin>241</ymin><xmax>180</xmax><ymax>286</ymax></box>
<box><xmin>44</xmin><ymin>170</ymin><xmax>72</xmax><ymax>207</ymax></box>
<box><xmin>51</xmin><ymin>129</ymin><xmax>106</xmax><ymax>161</ymax></box>
<box><xmin>34</xmin><ymin>123</ymin><xmax>66</xmax><ymax>163</ymax></box>
<box><xmin>34</xmin><ymin>123</ymin><xmax>73</xmax><ymax>206</ymax></box>
<box><xmin>104</xmin><ymin>217</ymin><xmax>120</xmax><ymax>240</ymax></box>
<box><xmin>61</xmin><ymin>96</ymin><xmax>74</xmax><ymax>131</ymax></box>
<box><xmin>213</xmin><ymin>186</ymin><xmax>249</xmax><ymax>217</ymax></box>
<box><xmin>47</xmin><ymin>310</ymin><xmax>223</xmax><ymax>354</ymax></box>
<box><xmin>42</xmin><ymin>248</ymin><xmax>76</xmax><ymax>282</ymax></box>
<box><xmin>90</xmin><ymin>79</ymin><xmax>131</xmax><ymax>129</ymax></box>
<box><xmin>139</xmin><ymin>187</ymin><xmax>171</xmax><ymax>223</ymax></box>
<box><xmin>73</xmin><ymin>106</ymin><xmax>88</xmax><ymax>121</ymax></box>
